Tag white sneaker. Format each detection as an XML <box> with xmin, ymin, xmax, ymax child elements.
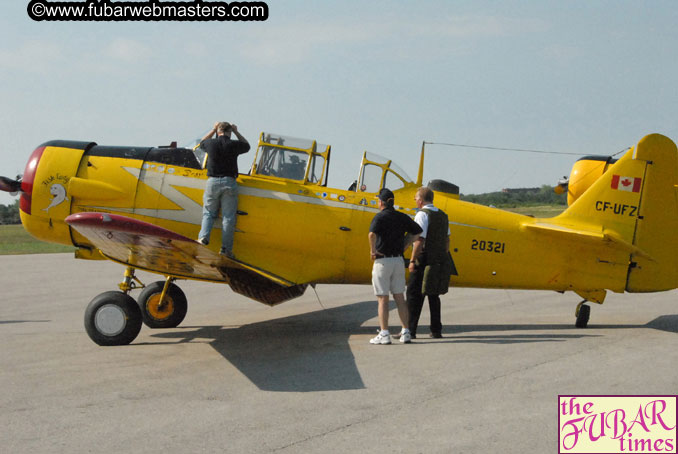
<box><xmin>400</xmin><ymin>330</ymin><xmax>412</xmax><ymax>344</ymax></box>
<box><xmin>370</xmin><ymin>333</ymin><xmax>392</xmax><ymax>345</ymax></box>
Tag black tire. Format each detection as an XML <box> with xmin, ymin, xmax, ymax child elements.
<box><xmin>84</xmin><ymin>291</ymin><xmax>142</xmax><ymax>346</ymax></box>
<box><xmin>575</xmin><ymin>304</ymin><xmax>590</xmax><ymax>328</ymax></box>
<box><xmin>137</xmin><ymin>281</ymin><xmax>188</xmax><ymax>329</ymax></box>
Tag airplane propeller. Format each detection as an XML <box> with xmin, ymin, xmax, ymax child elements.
<box><xmin>0</xmin><ymin>175</ymin><xmax>22</xmax><ymax>195</ymax></box>
<box><xmin>554</xmin><ymin>176</ymin><xmax>569</xmax><ymax>195</ymax></box>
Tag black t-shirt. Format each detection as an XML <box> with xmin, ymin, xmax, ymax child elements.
<box><xmin>369</xmin><ymin>207</ymin><xmax>422</xmax><ymax>257</ymax></box>
<box><xmin>202</xmin><ymin>136</ymin><xmax>250</xmax><ymax>177</ymax></box>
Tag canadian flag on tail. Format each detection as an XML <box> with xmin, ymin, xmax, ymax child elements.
<box><xmin>611</xmin><ymin>175</ymin><xmax>642</xmax><ymax>192</ymax></box>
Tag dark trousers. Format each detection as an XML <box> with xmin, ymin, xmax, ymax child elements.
<box><xmin>406</xmin><ymin>265</ymin><xmax>442</xmax><ymax>336</ymax></box>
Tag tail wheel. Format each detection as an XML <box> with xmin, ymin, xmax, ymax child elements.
<box><xmin>575</xmin><ymin>303</ymin><xmax>590</xmax><ymax>328</ymax></box>
<box><xmin>137</xmin><ymin>281</ymin><xmax>188</xmax><ymax>329</ymax></box>
<box><xmin>84</xmin><ymin>291</ymin><xmax>142</xmax><ymax>346</ymax></box>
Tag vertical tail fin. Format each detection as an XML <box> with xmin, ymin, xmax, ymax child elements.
<box><xmin>625</xmin><ymin>134</ymin><xmax>678</xmax><ymax>291</ymax></box>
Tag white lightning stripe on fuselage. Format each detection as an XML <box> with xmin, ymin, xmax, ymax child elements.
<box><xmin>124</xmin><ymin>166</ymin><xmax>204</xmax><ymax>224</ymax></box>
<box><xmin>238</xmin><ymin>186</ymin><xmax>381</xmax><ymax>213</ymax></box>
<box><xmin>86</xmin><ymin>167</ymin><xmax>485</xmax><ymax>233</ymax></box>
<box><xmin>449</xmin><ymin>221</ymin><xmax>498</xmax><ymax>231</ymax></box>
<box><xmin>84</xmin><ymin>167</ymin><xmax>381</xmax><ymax>226</ymax></box>
<box><xmin>83</xmin><ymin>167</ymin><xmax>203</xmax><ymax>225</ymax></box>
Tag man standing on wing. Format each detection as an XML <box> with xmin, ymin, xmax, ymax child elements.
<box><xmin>197</xmin><ymin>121</ymin><xmax>250</xmax><ymax>258</ymax></box>
<box><xmin>368</xmin><ymin>188</ymin><xmax>422</xmax><ymax>345</ymax></box>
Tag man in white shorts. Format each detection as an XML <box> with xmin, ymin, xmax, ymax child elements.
<box><xmin>368</xmin><ymin>188</ymin><xmax>422</xmax><ymax>344</ymax></box>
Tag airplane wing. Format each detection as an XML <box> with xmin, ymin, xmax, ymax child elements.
<box><xmin>65</xmin><ymin>212</ymin><xmax>306</xmax><ymax>305</ymax></box>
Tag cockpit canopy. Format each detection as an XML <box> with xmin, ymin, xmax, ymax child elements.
<box><xmin>356</xmin><ymin>152</ymin><xmax>413</xmax><ymax>193</ymax></box>
<box><xmin>248</xmin><ymin>132</ymin><xmax>416</xmax><ymax>194</ymax></box>
<box><xmin>249</xmin><ymin>133</ymin><xmax>415</xmax><ymax>194</ymax></box>
<box><xmin>192</xmin><ymin>130</ymin><xmax>415</xmax><ymax>194</ymax></box>
<box><xmin>251</xmin><ymin>133</ymin><xmax>330</xmax><ymax>185</ymax></box>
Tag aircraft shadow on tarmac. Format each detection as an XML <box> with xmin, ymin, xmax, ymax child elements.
<box><xmin>152</xmin><ymin>301</ymin><xmax>377</xmax><ymax>392</ymax></box>
<box><xmin>148</xmin><ymin>300</ymin><xmax>678</xmax><ymax>392</ymax></box>
<box><xmin>420</xmin><ymin>314</ymin><xmax>678</xmax><ymax>344</ymax></box>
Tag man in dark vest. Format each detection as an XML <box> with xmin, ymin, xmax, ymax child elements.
<box><xmin>407</xmin><ymin>187</ymin><xmax>452</xmax><ymax>338</ymax></box>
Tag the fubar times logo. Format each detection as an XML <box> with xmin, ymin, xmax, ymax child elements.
<box><xmin>559</xmin><ymin>396</ymin><xmax>677</xmax><ymax>453</ymax></box>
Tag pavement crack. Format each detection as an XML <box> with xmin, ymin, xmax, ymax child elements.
<box><xmin>270</xmin><ymin>419</ymin><xmax>372</xmax><ymax>452</ymax></box>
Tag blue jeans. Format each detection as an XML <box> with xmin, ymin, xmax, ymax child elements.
<box><xmin>198</xmin><ymin>176</ymin><xmax>238</xmax><ymax>253</ymax></box>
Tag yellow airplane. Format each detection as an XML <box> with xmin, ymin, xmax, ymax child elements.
<box><xmin>1</xmin><ymin>132</ymin><xmax>676</xmax><ymax>346</ymax></box>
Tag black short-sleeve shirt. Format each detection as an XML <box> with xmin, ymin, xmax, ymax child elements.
<box><xmin>201</xmin><ymin>136</ymin><xmax>250</xmax><ymax>178</ymax></box>
<box><xmin>369</xmin><ymin>207</ymin><xmax>422</xmax><ymax>257</ymax></box>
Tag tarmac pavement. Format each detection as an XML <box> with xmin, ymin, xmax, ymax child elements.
<box><xmin>1</xmin><ymin>253</ymin><xmax>677</xmax><ymax>453</ymax></box>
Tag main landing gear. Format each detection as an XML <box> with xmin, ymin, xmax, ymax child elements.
<box><xmin>83</xmin><ymin>267</ymin><xmax>188</xmax><ymax>346</ymax></box>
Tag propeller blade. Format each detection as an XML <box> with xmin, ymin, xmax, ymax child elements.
<box><xmin>0</xmin><ymin>176</ymin><xmax>21</xmax><ymax>193</ymax></box>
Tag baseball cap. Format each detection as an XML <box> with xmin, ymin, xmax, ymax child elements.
<box><xmin>377</xmin><ymin>188</ymin><xmax>395</xmax><ymax>202</ymax></box>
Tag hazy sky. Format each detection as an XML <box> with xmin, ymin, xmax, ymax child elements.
<box><xmin>1</xmin><ymin>0</ymin><xmax>677</xmax><ymax>206</ymax></box>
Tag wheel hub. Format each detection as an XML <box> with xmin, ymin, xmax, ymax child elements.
<box><xmin>147</xmin><ymin>294</ymin><xmax>174</xmax><ymax>321</ymax></box>
<box><xmin>94</xmin><ymin>304</ymin><xmax>127</xmax><ymax>336</ymax></box>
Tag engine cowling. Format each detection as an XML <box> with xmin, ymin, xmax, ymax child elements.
<box><xmin>562</xmin><ymin>155</ymin><xmax>617</xmax><ymax>205</ymax></box>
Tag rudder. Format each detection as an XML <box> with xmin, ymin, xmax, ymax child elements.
<box><xmin>625</xmin><ymin>134</ymin><xmax>678</xmax><ymax>291</ymax></box>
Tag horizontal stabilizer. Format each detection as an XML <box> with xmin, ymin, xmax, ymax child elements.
<box><xmin>523</xmin><ymin>222</ymin><xmax>604</xmax><ymax>241</ymax></box>
<box><xmin>523</xmin><ymin>222</ymin><xmax>653</xmax><ymax>261</ymax></box>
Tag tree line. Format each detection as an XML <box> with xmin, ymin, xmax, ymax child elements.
<box><xmin>460</xmin><ymin>185</ymin><xmax>567</xmax><ymax>207</ymax></box>
<box><xmin>0</xmin><ymin>199</ymin><xmax>20</xmax><ymax>224</ymax></box>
